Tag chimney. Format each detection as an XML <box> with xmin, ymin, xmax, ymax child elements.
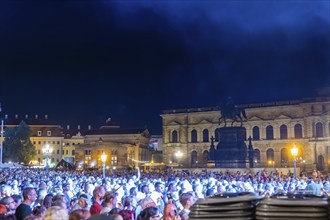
<box><xmin>88</xmin><ymin>125</ymin><xmax>91</xmax><ymax>130</ymax></box>
<box><xmin>45</xmin><ymin>115</ymin><xmax>48</xmax><ymax>119</ymax></box>
<box><xmin>25</xmin><ymin>114</ymin><xmax>28</xmax><ymax>119</ymax></box>
<box><xmin>15</xmin><ymin>114</ymin><xmax>18</xmax><ymax>119</ymax></box>
<box><xmin>67</xmin><ymin>125</ymin><xmax>70</xmax><ymax>130</ymax></box>
<box><xmin>35</xmin><ymin>115</ymin><xmax>38</xmax><ymax>119</ymax></box>
<box><xmin>78</xmin><ymin>125</ymin><xmax>80</xmax><ymax>130</ymax></box>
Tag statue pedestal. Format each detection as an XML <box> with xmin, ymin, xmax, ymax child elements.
<box><xmin>215</xmin><ymin>127</ymin><xmax>247</xmax><ymax>168</ymax></box>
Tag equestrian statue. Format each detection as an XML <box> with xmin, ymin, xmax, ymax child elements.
<box><xmin>218</xmin><ymin>97</ymin><xmax>247</xmax><ymax>127</ymax></box>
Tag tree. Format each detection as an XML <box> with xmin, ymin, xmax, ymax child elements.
<box><xmin>3</xmin><ymin>121</ymin><xmax>36</xmax><ymax>164</ymax></box>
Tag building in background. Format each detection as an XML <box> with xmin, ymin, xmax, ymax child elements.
<box><xmin>161</xmin><ymin>88</ymin><xmax>330</xmax><ymax>172</ymax></box>
<box><xmin>2</xmin><ymin>116</ymin><xmax>152</xmax><ymax>170</ymax></box>
<box><xmin>5</xmin><ymin>114</ymin><xmax>64</xmax><ymax>167</ymax></box>
<box><xmin>74</xmin><ymin>121</ymin><xmax>152</xmax><ymax>170</ymax></box>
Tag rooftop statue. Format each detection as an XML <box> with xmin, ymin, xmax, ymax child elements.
<box><xmin>219</xmin><ymin>97</ymin><xmax>247</xmax><ymax>127</ymax></box>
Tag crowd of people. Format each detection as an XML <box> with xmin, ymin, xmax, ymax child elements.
<box><xmin>0</xmin><ymin>167</ymin><xmax>327</xmax><ymax>220</ymax></box>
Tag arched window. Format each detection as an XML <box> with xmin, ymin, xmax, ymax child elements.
<box><xmin>254</xmin><ymin>149</ymin><xmax>260</xmax><ymax>162</ymax></box>
<box><xmin>281</xmin><ymin>148</ymin><xmax>289</xmax><ymax>164</ymax></box>
<box><xmin>266</xmin><ymin>125</ymin><xmax>274</xmax><ymax>140</ymax></box>
<box><xmin>317</xmin><ymin>155</ymin><xmax>325</xmax><ymax>171</ymax></box>
<box><xmin>191</xmin><ymin>129</ymin><xmax>197</xmax><ymax>143</ymax></box>
<box><xmin>202</xmin><ymin>150</ymin><xmax>209</xmax><ymax>164</ymax></box>
<box><xmin>253</xmin><ymin>126</ymin><xmax>260</xmax><ymax>140</ymax></box>
<box><xmin>316</xmin><ymin>122</ymin><xmax>323</xmax><ymax>137</ymax></box>
<box><xmin>214</xmin><ymin>128</ymin><xmax>220</xmax><ymax>142</ymax></box>
<box><xmin>202</xmin><ymin>129</ymin><xmax>209</xmax><ymax>142</ymax></box>
<box><xmin>171</xmin><ymin>131</ymin><xmax>178</xmax><ymax>143</ymax></box>
<box><xmin>280</xmin><ymin>125</ymin><xmax>288</xmax><ymax>139</ymax></box>
<box><xmin>294</xmin><ymin>124</ymin><xmax>303</xmax><ymax>138</ymax></box>
<box><xmin>191</xmin><ymin>151</ymin><xmax>197</xmax><ymax>165</ymax></box>
<box><xmin>266</xmin><ymin>148</ymin><xmax>274</xmax><ymax>161</ymax></box>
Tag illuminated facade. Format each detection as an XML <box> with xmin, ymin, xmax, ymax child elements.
<box><xmin>4</xmin><ymin>116</ymin><xmax>152</xmax><ymax>169</ymax></box>
<box><xmin>6</xmin><ymin>114</ymin><xmax>64</xmax><ymax>166</ymax></box>
<box><xmin>74</xmin><ymin>123</ymin><xmax>152</xmax><ymax>170</ymax></box>
<box><xmin>161</xmin><ymin>91</ymin><xmax>330</xmax><ymax>172</ymax></box>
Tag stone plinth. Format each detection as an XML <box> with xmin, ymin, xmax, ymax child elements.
<box><xmin>215</xmin><ymin>127</ymin><xmax>247</xmax><ymax>168</ymax></box>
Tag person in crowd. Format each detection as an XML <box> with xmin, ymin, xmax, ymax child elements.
<box><xmin>15</xmin><ymin>187</ymin><xmax>37</xmax><ymax>220</ymax></box>
<box><xmin>178</xmin><ymin>192</ymin><xmax>195</xmax><ymax>220</ymax></box>
<box><xmin>51</xmin><ymin>194</ymin><xmax>67</xmax><ymax>209</ymax></box>
<box><xmin>119</xmin><ymin>209</ymin><xmax>135</xmax><ymax>220</ymax></box>
<box><xmin>90</xmin><ymin>186</ymin><xmax>105</xmax><ymax>215</ymax></box>
<box><xmin>44</xmin><ymin>206</ymin><xmax>69</xmax><ymax>220</ymax></box>
<box><xmin>72</xmin><ymin>194</ymin><xmax>91</xmax><ymax>212</ymax></box>
<box><xmin>108</xmin><ymin>213</ymin><xmax>124</xmax><ymax>220</ymax></box>
<box><xmin>0</xmin><ymin>196</ymin><xmax>16</xmax><ymax>215</ymax></box>
<box><xmin>122</xmin><ymin>196</ymin><xmax>135</xmax><ymax>211</ymax></box>
<box><xmin>69</xmin><ymin>209</ymin><xmax>91</xmax><ymax>220</ymax></box>
<box><xmin>137</xmin><ymin>207</ymin><xmax>160</xmax><ymax>220</ymax></box>
<box><xmin>163</xmin><ymin>202</ymin><xmax>181</xmax><ymax>220</ymax></box>
<box><xmin>42</xmin><ymin>194</ymin><xmax>53</xmax><ymax>209</ymax></box>
<box><xmin>100</xmin><ymin>192</ymin><xmax>117</xmax><ymax>214</ymax></box>
<box><xmin>31</xmin><ymin>205</ymin><xmax>46</xmax><ymax>219</ymax></box>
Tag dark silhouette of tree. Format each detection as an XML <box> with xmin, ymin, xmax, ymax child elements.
<box><xmin>3</xmin><ymin>121</ymin><xmax>36</xmax><ymax>164</ymax></box>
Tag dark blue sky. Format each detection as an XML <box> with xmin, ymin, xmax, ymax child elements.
<box><xmin>0</xmin><ymin>1</ymin><xmax>329</xmax><ymax>134</ymax></box>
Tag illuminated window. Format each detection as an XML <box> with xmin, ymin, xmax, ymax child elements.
<box><xmin>111</xmin><ymin>155</ymin><xmax>117</xmax><ymax>165</ymax></box>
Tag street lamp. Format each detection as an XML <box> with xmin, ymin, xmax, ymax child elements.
<box><xmin>42</xmin><ymin>144</ymin><xmax>53</xmax><ymax>174</ymax></box>
<box><xmin>268</xmin><ymin>160</ymin><xmax>275</xmax><ymax>168</ymax></box>
<box><xmin>291</xmin><ymin>144</ymin><xmax>298</xmax><ymax>179</ymax></box>
<box><xmin>175</xmin><ymin>151</ymin><xmax>183</xmax><ymax>166</ymax></box>
<box><xmin>100</xmin><ymin>152</ymin><xmax>107</xmax><ymax>179</ymax></box>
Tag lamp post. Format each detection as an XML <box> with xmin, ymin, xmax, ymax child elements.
<box><xmin>175</xmin><ymin>151</ymin><xmax>183</xmax><ymax>166</ymax></box>
<box><xmin>100</xmin><ymin>152</ymin><xmax>107</xmax><ymax>179</ymax></box>
<box><xmin>291</xmin><ymin>144</ymin><xmax>298</xmax><ymax>179</ymax></box>
<box><xmin>42</xmin><ymin>144</ymin><xmax>53</xmax><ymax>174</ymax></box>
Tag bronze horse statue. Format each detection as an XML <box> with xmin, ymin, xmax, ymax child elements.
<box><xmin>218</xmin><ymin>106</ymin><xmax>247</xmax><ymax>127</ymax></box>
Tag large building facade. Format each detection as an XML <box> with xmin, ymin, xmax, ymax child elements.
<box><xmin>3</xmin><ymin>116</ymin><xmax>152</xmax><ymax>169</ymax></box>
<box><xmin>161</xmin><ymin>91</ymin><xmax>330</xmax><ymax>172</ymax></box>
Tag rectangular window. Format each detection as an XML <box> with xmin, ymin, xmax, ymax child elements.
<box><xmin>47</xmin><ymin>131</ymin><xmax>51</xmax><ymax>136</ymax></box>
<box><xmin>38</xmin><ymin>150</ymin><xmax>41</xmax><ymax>154</ymax></box>
<box><xmin>57</xmin><ymin>141</ymin><xmax>60</xmax><ymax>145</ymax></box>
<box><xmin>66</xmin><ymin>150</ymin><xmax>68</xmax><ymax>155</ymax></box>
<box><xmin>33</xmin><ymin>141</ymin><xmax>36</xmax><ymax>144</ymax></box>
<box><xmin>57</xmin><ymin>150</ymin><xmax>60</xmax><ymax>154</ymax></box>
<box><xmin>62</xmin><ymin>150</ymin><xmax>64</xmax><ymax>155</ymax></box>
<box><xmin>72</xmin><ymin>150</ymin><xmax>75</xmax><ymax>155</ymax></box>
<box><xmin>53</xmin><ymin>141</ymin><xmax>55</xmax><ymax>144</ymax></box>
<box><xmin>111</xmin><ymin>155</ymin><xmax>118</xmax><ymax>165</ymax></box>
<box><xmin>38</xmin><ymin>141</ymin><xmax>41</xmax><ymax>144</ymax></box>
<box><xmin>37</xmin><ymin>131</ymin><xmax>42</xmax><ymax>136</ymax></box>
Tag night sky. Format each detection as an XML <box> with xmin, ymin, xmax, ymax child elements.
<box><xmin>0</xmin><ymin>1</ymin><xmax>329</xmax><ymax>134</ymax></box>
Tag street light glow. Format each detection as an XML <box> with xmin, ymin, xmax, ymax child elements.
<box><xmin>291</xmin><ymin>144</ymin><xmax>298</xmax><ymax>157</ymax></box>
<box><xmin>175</xmin><ymin>151</ymin><xmax>183</xmax><ymax>158</ymax></box>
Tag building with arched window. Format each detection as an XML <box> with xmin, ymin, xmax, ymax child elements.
<box><xmin>161</xmin><ymin>90</ymin><xmax>330</xmax><ymax>172</ymax></box>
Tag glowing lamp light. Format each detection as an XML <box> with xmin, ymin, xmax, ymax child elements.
<box><xmin>101</xmin><ymin>152</ymin><xmax>107</xmax><ymax>163</ymax></box>
<box><xmin>291</xmin><ymin>144</ymin><xmax>298</xmax><ymax>157</ymax></box>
